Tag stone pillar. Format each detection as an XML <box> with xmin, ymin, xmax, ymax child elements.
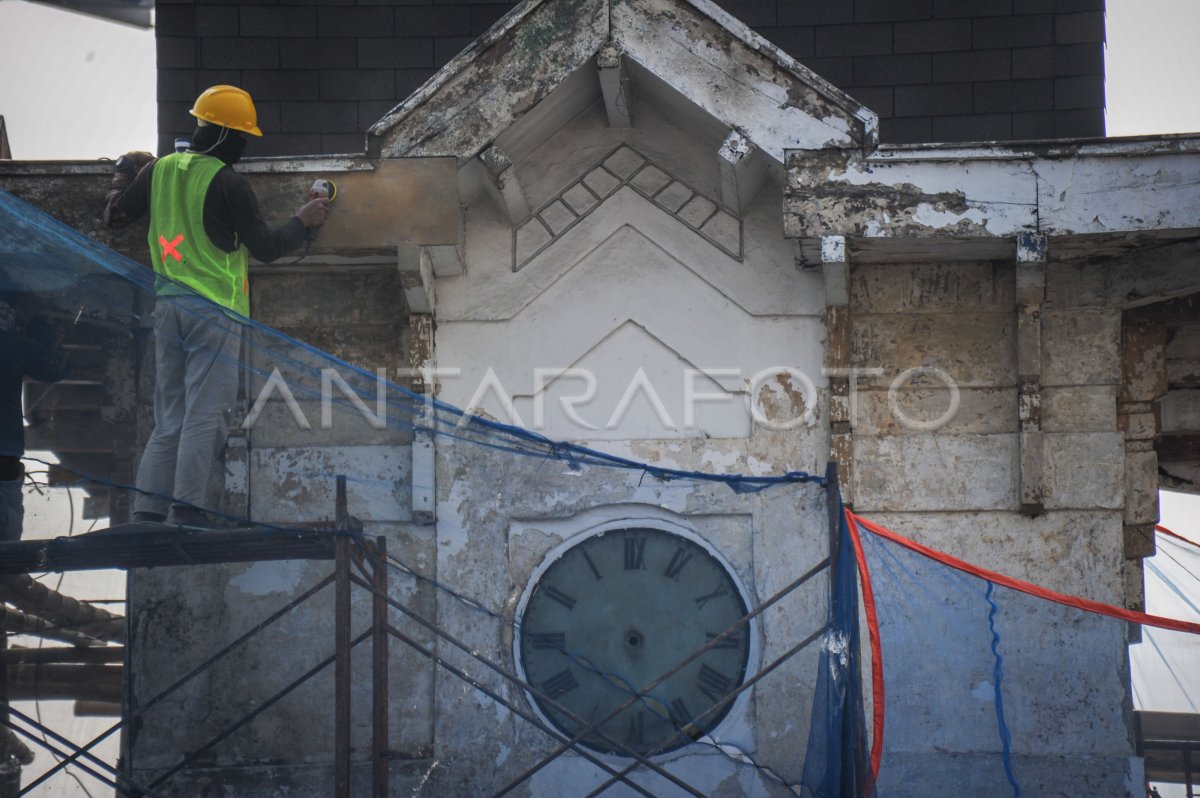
<box><xmin>1016</xmin><ymin>233</ymin><xmax>1047</xmax><ymax>516</ymax></box>
<box><xmin>822</xmin><ymin>236</ymin><xmax>853</xmax><ymax>505</ymax></box>
<box><xmin>1119</xmin><ymin>316</ymin><xmax>1168</xmax><ymax>613</ymax></box>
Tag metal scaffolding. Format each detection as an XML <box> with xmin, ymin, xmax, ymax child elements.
<box><xmin>0</xmin><ymin>472</ymin><xmax>840</xmax><ymax>797</ymax></box>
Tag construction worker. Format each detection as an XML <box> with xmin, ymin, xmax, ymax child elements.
<box><xmin>105</xmin><ymin>85</ymin><xmax>330</xmax><ymax>526</ymax></box>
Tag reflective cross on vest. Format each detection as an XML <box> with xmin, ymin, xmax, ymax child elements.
<box><xmin>159</xmin><ymin>234</ymin><xmax>184</xmax><ymax>263</ymax></box>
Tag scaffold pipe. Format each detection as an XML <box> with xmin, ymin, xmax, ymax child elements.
<box><xmin>0</xmin><ymin>575</ymin><xmax>125</xmax><ymax>643</ymax></box>
<box><xmin>0</xmin><ymin>604</ymin><xmax>107</xmax><ymax>647</ymax></box>
<box><xmin>7</xmin><ymin>664</ymin><xmax>122</xmax><ymax>704</ymax></box>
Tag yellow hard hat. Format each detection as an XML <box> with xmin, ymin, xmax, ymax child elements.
<box><xmin>189</xmin><ymin>85</ymin><xmax>263</xmax><ymax>137</ymax></box>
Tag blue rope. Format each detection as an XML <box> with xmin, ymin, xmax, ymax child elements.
<box><xmin>985</xmin><ymin>581</ymin><xmax>1021</xmax><ymax>797</ymax></box>
<box><xmin>0</xmin><ymin>189</ymin><xmax>824</xmax><ymax>493</ymax></box>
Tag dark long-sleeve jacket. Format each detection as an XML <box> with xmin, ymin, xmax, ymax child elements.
<box><xmin>109</xmin><ymin>159</ymin><xmax>306</xmax><ymax>264</ymax></box>
<box><xmin>0</xmin><ymin>316</ymin><xmax>68</xmax><ymax>469</ymax></box>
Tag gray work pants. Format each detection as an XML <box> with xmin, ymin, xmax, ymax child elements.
<box><xmin>0</xmin><ymin>479</ymin><xmax>21</xmax><ymax>543</ymax></box>
<box><xmin>133</xmin><ymin>296</ymin><xmax>242</xmax><ymax>517</ymax></box>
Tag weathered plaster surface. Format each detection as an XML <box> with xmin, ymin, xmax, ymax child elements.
<box><xmin>430</xmin><ymin>441</ymin><xmax>828</xmax><ymax>795</ymax></box>
<box><xmin>612</xmin><ymin>0</ymin><xmax>873</xmax><ymax>157</ymax></box>
<box><xmin>785</xmin><ymin>138</ymin><xmax>1200</xmax><ymax>243</ymax></box>
<box><xmin>427</xmin><ymin>73</ymin><xmax>831</xmax><ymax>793</ymax></box>
<box><xmin>373</xmin><ymin>0</ymin><xmax>874</xmax><ymax>162</ymax></box>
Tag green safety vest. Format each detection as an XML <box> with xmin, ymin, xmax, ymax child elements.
<box><xmin>148</xmin><ymin>152</ymin><xmax>250</xmax><ymax>317</ymax></box>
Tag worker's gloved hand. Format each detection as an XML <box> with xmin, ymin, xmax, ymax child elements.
<box><xmin>296</xmin><ymin>197</ymin><xmax>332</xmax><ymax>228</ymax></box>
<box><xmin>102</xmin><ymin>151</ymin><xmax>156</xmax><ymax>229</ymax></box>
<box><xmin>114</xmin><ymin>151</ymin><xmax>155</xmax><ymax>180</ymax></box>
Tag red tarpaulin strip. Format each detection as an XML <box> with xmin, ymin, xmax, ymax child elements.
<box><xmin>845</xmin><ymin>508</ymin><xmax>885</xmax><ymax>782</ymax></box>
<box><xmin>1157</xmin><ymin>524</ymin><xmax>1200</xmax><ymax>551</ymax></box>
<box><xmin>850</xmin><ymin>511</ymin><xmax>1200</xmax><ymax>636</ymax></box>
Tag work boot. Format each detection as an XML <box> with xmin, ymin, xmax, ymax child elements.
<box><xmin>131</xmin><ymin>510</ymin><xmax>165</xmax><ymax>525</ymax></box>
<box><xmin>165</xmin><ymin>504</ymin><xmax>214</xmax><ymax>528</ymax></box>
<box><xmin>0</xmin><ymin>725</ymin><xmax>33</xmax><ymax>774</ymax></box>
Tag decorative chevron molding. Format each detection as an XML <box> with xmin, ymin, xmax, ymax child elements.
<box><xmin>512</xmin><ymin>144</ymin><xmax>743</xmax><ymax>270</ymax></box>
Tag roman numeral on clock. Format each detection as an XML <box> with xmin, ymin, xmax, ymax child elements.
<box><xmin>670</xmin><ymin>697</ymin><xmax>692</xmax><ymax>725</ymax></box>
<box><xmin>697</xmin><ymin>664</ymin><xmax>732</xmax><ymax>704</ymax></box>
<box><xmin>528</xmin><ymin>631</ymin><xmax>565</xmax><ymax>650</ymax></box>
<box><xmin>542</xmin><ymin>586</ymin><xmax>576</xmax><ymax>610</ymax></box>
<box><xmin>624</xmin><ymin>534</ymin><xmax>646</xmax><ymax>570</ymax></box>
<box><xmin>625</xmin><ymin>711</ymin><xmax>646</xmax><ymax>747</ymax></box>
<box><xmin>663</xmin><ymin>547</ymin><xmax>695</xmax><ymax>581</ymax></box>
<box><xmin>581</xmin><ymin>548</ymin><xmax>603</xmax><ymax>580</ymax></box>
<box><xmin>694</xmin><ymin>583</ymin><xmax>730</xmax><ymax>610</ymax></box>
<box><xmin>541</xmin><ymin>668</ymin><xmax>579</xmax><ymax>700</ymax></box>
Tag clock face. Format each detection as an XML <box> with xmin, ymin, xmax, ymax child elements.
<box><xmin>516</xmin><ymin>526</ymin><xmax>752</xmax><ymax>757</ymax></box>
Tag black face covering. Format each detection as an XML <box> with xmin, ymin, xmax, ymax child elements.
<box><xmin>190</xmin><ymin>125</ymin><xmax>248</xmax><ymax>166</ymax></box>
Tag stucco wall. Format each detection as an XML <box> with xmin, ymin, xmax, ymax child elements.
<box><xmin>418</xmin><ymin>91</ymin><xmax>835</xmax><ymax>794</ymax></box>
